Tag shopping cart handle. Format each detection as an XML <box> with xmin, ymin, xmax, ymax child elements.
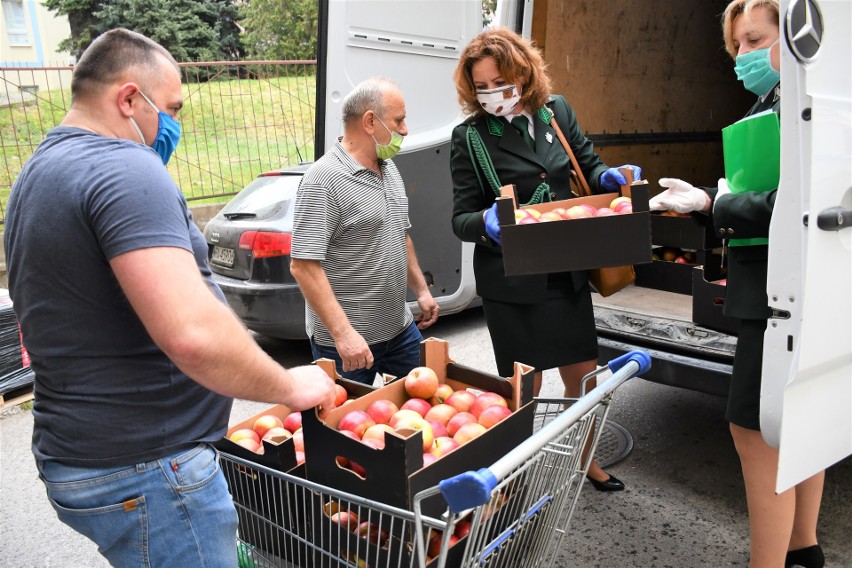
<box><xmin>439</xmin><ymin>468</ymin><xmax>498</xmax><ymax>514</ymax></box>
<box><xmin>607</xmin><ymin>350</ymin><xmax>651</xmax><ymax>375</ymax></box>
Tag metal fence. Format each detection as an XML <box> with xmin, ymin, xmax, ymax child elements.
<box><xmin>0</xmin><ymin>61</ymin><xmax>317</xmax><ymax>224</ymax></box>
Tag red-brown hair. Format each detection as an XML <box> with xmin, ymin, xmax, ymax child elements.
<box><xmin>454</xmin><ymin>27</ymin><xmax>552</xmax><ymax>117</ymax></box>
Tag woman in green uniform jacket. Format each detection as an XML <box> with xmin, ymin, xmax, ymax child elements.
<box><xmin>449</xmin><ymin>27</ymin><xmax>642</xmax><ymax>492</ymax></box>
<box><xmin>651</xmin><ymin>1</ymin><xmax>825</xmax><ymax>566</ymax></box>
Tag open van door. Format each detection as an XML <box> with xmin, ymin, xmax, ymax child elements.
<box><xmin>315</xmin><ymin>1</ymin><xmax>483</xmax><ymax>315</ymax></box>
<box><xmin>762</xmin><ymin>0</ymin><xmax>852</xmax><ymax>492</ymax></box>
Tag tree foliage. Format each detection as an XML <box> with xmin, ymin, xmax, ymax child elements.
<box><xmin>44</xmin><ymin>0</ymin><xmax>242</xmax><ymax>62</ymax></box>
<box><xmin>240</xmin><ymin>0</ymin><xmax>318</xmax><ymax>60</ymax></box>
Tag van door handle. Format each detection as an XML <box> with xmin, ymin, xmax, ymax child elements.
<box><xmin>816</xmin><ymin>206</ymin><xmax>852</xmax><ymax>231</ymax></box>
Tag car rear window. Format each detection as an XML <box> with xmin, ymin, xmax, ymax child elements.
<box><xmin>220</xmin><ymin>174</ymin><xmax>302</xmax><ymax>218</ymax></box>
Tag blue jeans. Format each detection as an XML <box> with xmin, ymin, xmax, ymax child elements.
<box><xmin>311</xmin><ymin>321</ymin><xmax>424</xmax><ymax>384</ymax></box>
<box><xmin>37</xmin><ymin>444</ymin><xmax>238</xmax><ymax>568</ymax></box>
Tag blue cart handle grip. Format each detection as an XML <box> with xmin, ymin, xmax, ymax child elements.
<box><xmin>439</xmin><ymin>468</ymin><xmax>498</xmax><ymax>514</ymax></box>
<box><xmin>607</xmin><ymin>350</ymin><xmax>652</xmax><ymax>375</ymax></box>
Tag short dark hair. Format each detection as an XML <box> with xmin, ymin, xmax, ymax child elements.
<box><xmin>71</xmin><ymin>28</ymin><xmax>179</xmax><ymax>102</ymax></box>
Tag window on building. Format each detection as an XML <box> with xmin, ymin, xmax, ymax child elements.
<box><xmin>2</xmin><ymin>0</ymin><xmax>30</xmax><ymax>46</ymax></box>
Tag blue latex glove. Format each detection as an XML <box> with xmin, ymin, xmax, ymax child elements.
<box><xmin>484</xmin><ymin>203</ymin><xmax>502</xmax><ymax>245</ymax></box>
<box><xmin>600</xmin><ymin>164</ymin><xmax>643</xmax><ymax>192</ymax></box>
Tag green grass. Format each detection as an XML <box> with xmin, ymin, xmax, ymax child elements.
<box><xmin>0</xmin><ymin>69</ymin><xmax>317</xmax><ymax>218</ymax></box>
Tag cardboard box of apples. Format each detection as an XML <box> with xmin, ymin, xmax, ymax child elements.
<box><xmin>496</xmin><ymin>181</ymin><xmax>652</xmax><ymax>276</ymax></box>
<box><xmin>650</xmin><ymin>210</ymin><xmax>722</xmax><ymax>250</ymax></box>
<box><xmin>302</xmin><ymin>337</ymin><xmax>536</xmax><ymax>518</ymax></box>
<box><xmin>215</xmin><ymin>374</ymin><xmax>376</xmax><ymax>473</ymax></box>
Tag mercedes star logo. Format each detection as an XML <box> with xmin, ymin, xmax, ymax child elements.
<box><xmin>785</xmin><ymin>0</ymin><xmax>824</xmax><ymax>63</ymax></box>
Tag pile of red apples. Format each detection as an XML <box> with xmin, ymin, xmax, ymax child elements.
<box><xmin>336</xmin><ymin>366</ymin><xmax>513</xmax><ymax>475</ymax></box>
<box><xmin>515</xmin><ymin>196</ymin><xmax>633</xmax><ymax>224</ymax></box>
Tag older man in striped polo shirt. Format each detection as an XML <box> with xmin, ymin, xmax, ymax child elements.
<box><xmin>290</xmin><ymin>77</ymin><xmax>439</xmax><ymax>385</ymax></box>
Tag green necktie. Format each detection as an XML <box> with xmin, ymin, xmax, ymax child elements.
<box><xmin>510</xmin><ymin>115</ymin><xmax>535</xmax><ymax>151</ymax></box>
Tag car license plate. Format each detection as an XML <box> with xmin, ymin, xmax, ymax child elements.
<box><xmin>211</xmin><ymin>246</ymin><xmax>235</xmax><ymax>267</ymax></box>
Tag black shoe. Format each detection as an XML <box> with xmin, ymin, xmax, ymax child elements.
<box><xmin>785</xmin><ymin>544</ymin><xmax>824</xmax><ymax>568</ymax></box>
<box><xmin>586</xmin><ymin>472</ymin><xmax>625</xmax><ymax>492</ymax></box>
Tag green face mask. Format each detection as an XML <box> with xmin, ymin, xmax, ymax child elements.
<box><xmin>373</xmin><ymin>116</ymin><xmax>403</xmax><ymax>160</ymax></box>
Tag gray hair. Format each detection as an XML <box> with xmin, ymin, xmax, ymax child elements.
<box><xmin>341</xmin><ymin>77</ymin><xmax>399</xmax><ymax>125</ymax></box>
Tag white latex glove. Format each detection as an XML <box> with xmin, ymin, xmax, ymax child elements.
<box><xmin>650</xmin><ymin>178</ymin><xmax>710</xmax><ymax>213</ymax></box>
<box><xmin>713</xmin><ymin>178</ymin><xmax>731</xmax><ymax>213</ymax></box>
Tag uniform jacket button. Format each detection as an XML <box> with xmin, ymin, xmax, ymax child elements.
<box><xmin>480</xmin><ymin>235</ymin><xmax>488</xmax><ymax>242</ymax></box>
<box><xmin>539</xmin><ymin>173</ymin><xmax>547</xmax><ymax>179</ymax></box>
<box><xmin>719</xmin><ymin>228</ymin><xmax>726</xmax><ymax>236</ymax></box>
<box><xmin>727</xmin><ymin>228</ymin><xmax>735</xmax><ymax>235</ymax></box>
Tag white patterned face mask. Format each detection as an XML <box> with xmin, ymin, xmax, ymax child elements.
<box><xmin>476</xmin><ymin>85</ymin><xmax>521</xmax><ymax>117</ymax></box>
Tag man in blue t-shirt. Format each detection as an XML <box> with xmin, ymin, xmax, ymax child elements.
<box><xmin>4</xmin><ymin>28</ymin><xmax>336</xmax><ymax>567</ymax></box>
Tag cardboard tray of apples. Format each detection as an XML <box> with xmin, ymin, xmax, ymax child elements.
<box><xmin>215</xmin><ymin>373</ymin><xmax>376</xmax><ymax>473</ymax></box>
<box><xmin>496</xmin><ymin>181</ymin><xmax>653</xmax><ymax>276</ymax></box>
<box><xmin>301</xmin><ymin>337</ymin><xmax>536</xmax><ymax>518</ymax></box>
<box><xmin>316</xmin><ymin>499</ymin><xmax>472</xmax><ymax>568</ymax></box>
<box><xmin>650</xmin><ymin>209</ymin><xmax>723</xmax><ymax>250</ymax></box>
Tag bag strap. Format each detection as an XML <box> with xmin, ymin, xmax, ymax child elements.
<box><xmin>547</xmin><ymin>109</ymin><xmax>592</xmax><ymax>198</ymax></box>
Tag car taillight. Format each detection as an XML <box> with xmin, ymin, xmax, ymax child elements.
<box><xmin>238</xmin><ymin>231</ymin><xmax>292</xmax><ymax>258</ymax></box>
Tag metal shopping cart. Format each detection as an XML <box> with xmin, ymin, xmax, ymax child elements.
<box><xmin>221</xmin><ymin>350</ymin><xmax>651</xmax><ymax>568</ymax></box>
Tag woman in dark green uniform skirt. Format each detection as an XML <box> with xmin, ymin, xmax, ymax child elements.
<box><xmin>650</xmin><ymin>1</ymin><xmax>825</xmax><ymax>566</ymax></box>
<box><xmin>449</xmin><ymin>27</ymin><xmax>643</xmax><ymax>492</ymax></box>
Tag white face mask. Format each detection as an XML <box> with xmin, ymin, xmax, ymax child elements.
<box><xmin>476</xmin><ymin>85</ymin><xmax>522</xmax><ymax>117</ymax></box>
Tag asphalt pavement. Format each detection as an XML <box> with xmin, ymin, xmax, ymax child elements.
<box><xmin>1</xmin><ymin>306</ymin><xmax>850</xmax><ymax>567</ymax></box>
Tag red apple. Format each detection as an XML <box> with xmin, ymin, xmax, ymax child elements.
<box><xmin>454</xmin><ymin>520</ymin><xmax>472</xmax><ymax>539</ymax></box>
<box><xmin>469</xmin><ymin>392</ymin><xmax>509</xmax><ymax>418</ymax></box>
<box><xmin>674</xmin><ymin>256</ymin><xmax>689</xmax><ymax>264</ymax></box>
<box><xmin>401</xmin><ymin>397</ymin><xmax>432</xmax><ymax>418</ymax></box>
<box><xmin>404</xmin><ymin>367</ymin><xmax>439</xmax><ymax>399</ymax></box>
<box><xmin>393</xmin><ymin>414</ymin><xmax>434</xmax><ymax>452</ymax></box>
<box><xmin>525</xmin><ymin>208</ymin><xmax>542</xmax><ymax>219</ymax></box>
<box><xmin>252</xmin><ymin>415</ymin><xmax>284</xmax><ymax>439</ymax></box>
<box><xmin>610</xmin><ymin>196</ymin><xmax>632</xmax><ymax>210</ymax></box>
<box><xmin>514</xmin><ymin>209</ymin><xmax>533</xmax><ymax>224</ymax></box>
<box><xmin>430</xmin><ymin>383</ymin><xmax>454</xmax><ymax>405</ymax></box>
<box><xmin>366</xmin><ymin>399</ymin><xmax>399</xmax><ymax>425</ymax></box>
<box><xmin>478</xmin><ymin>405</ymin><xmax>512</xmax><ymax>429</ymax></box>
<box><xmin>229</xmin><ymin>428</ymin><xmax>260</xmax><ymax>445</ymax></box>
<box><xmin>518</xmin><ymin>216</ymin><xmax>539</xmax><ymax>225</ymax></box>
<box><xmin>428</xmin><ymin>531</ymin><xmax>460</xmax><ymax>558</ymax></box>
<box><xmin>234</xmin><ymin>437</ymin><xmax>261</xmax><ymax>453</ymax></box>
<box><xmin>595</xmin><ymin>207</ymin><xmax>615</xmax><ymax>217</ymax></box>
<box><xmin>446</xmin><ymin>412</ymin><xmax>477</xmax><ymax>437</ymax></box>
<box><xmin>424</xmin><ymin>403</ymin><xmax>458</xmax><ymax>426</ymax></box>
<box><xmin>333</xmin><ymin>384</ymin><xmax>348</xmax><ymax>407</ymax></box>
<box><xmin>430</xmin><ymin>436</ymin><xmax>461</xmax><ymax>457</ymax></box>
<box><xmin>539</xmin><ymin>211</ymin><xmax>563</xmax><ymax>222</ymax></box>
<box><xmin>292</xmin><ymin>429</ymin><xmax>304</xmax><ymax>452</ymax></box>
<box><xmin>422</xmin><ymin>452</ymin><xmax>438</xmax><ymax>467</ymax></box>
<box><xmin>338</xmin><ymin>410</ymin><xmax>375</xmax><ymax>439</ymax></box>
<box><xmin>389</xmin><ymin>408</ymin><xmax>423</xmax><ymax>428</ymax></box>
<box><xmin>361</xmin><ymin>423</ymin><xmax>393</xmax><ymax>448</ymax></box>
<box><xmin>552</xmin><ymin>207</ymin><xmax>568</xmax><ymax>217</ymax></box>
<box><xmin>579</xmin><ymin>204</ymin><xmax>598</xmax><ymax>216</ymax></box>
<box><xmin>336</xmin><ymin>429</ymin><xmax>360</xmax><ymax>467</ymax></box>
<box><xmin>616</xmin><ymin>203</ymin><xmax>633</xmax><ymax>215</ymax></box>
<box><xmin>261</xmin><ymin>426</ymin><xmax>292</xmax><ymax>443</ymax></box>
<box><xmin>453</xmin><ymin>422</ymin><xmax>487</xmax><ymax>445</ymax></box>
<box><xmin>356</xmin><ymin>521</ymin><xmax>389</xmax><ymax>546</ymax></box>
<box><xmin>331</xmin><ymin>511</ymin><xmax>359</xmax><ymax>531</ymax></box>
<box><xmin>295</xmin><ymin>450</ymin><xmax>305</xmax><ymax>465</ymax></box>
<box><xmin>282</xmin><ymin>411</ymin><xmax>302</xmax><ymax>434</ymax></box>
<box><xmin>564</xmin><ymin>205</ymin><xmax>594</xmax><ymax>219</ymax></box>
<box><xmin>445</xmin><ymin>390</ymin><xmax>476</xmax><ymax>413</ymax></box>
<box><xmin>427</xmin><ymin>419</ymin><xmax>449</xmax><ymax>439</ymax></box>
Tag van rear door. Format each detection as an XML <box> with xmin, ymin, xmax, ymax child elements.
<box><xmin>762</xmin><ymin>0</ymin><xmax>852</xmax><ymax>492</ymax></box>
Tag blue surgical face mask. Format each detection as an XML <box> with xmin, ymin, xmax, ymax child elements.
<box><xmin>734</xmin><ymin>41</ymin><xmax>780</xmax><ymax>96</ymax></box>
<box><xmin>129</xmin><ymin>90</ymin><xmax>182</xmax><ymax>165</ymax></box>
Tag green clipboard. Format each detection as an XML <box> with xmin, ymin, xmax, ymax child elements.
<box><xmin>721</xmin><ymin>110</ymin><xmax>780</xmax><ymax>247</ymax></box>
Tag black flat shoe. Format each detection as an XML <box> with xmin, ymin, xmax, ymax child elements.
<box><xmin>785</xmin><ymin>544</ymin><xmax>824</xmax><ymax>568</ymax></box>
<box><xmin>586</xmin><ymin>472</ymin><xmax>625</xmax><ymax>492</ymax></box>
